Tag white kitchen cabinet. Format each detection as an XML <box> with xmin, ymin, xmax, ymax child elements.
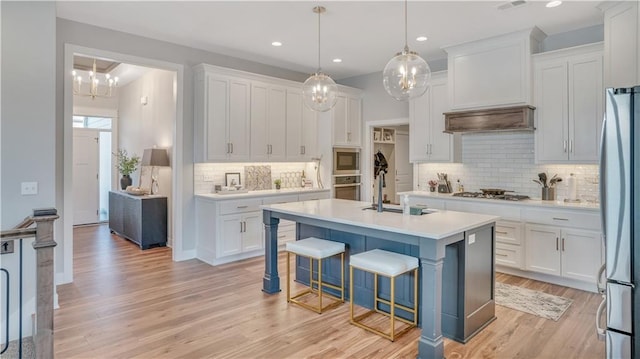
<box><xmin>601</xmin><ymin>1</ymin><xmax>639</xmax><ymax>88</ymax></box>
<box><xmin>534</xmin><ymin>43</ymin><xmax>603</xmax><ymax>164</ymax></box>
<box><xmin>194</xmin><ymin>69</ymin><xmax>251</xmax><ymax>162</ymax></box>
<box><xmin>251</xmin><ymin>83</ymin><xmax>287</xmax><ymax>161</ymax></box>
<box><xmin>495</xmin><ymin>221</ymin><xmax>524</xmax><ymax>269</ymax></box>
<box><xmin>409</xmin><ymin>72</ymin><xmax>461</xmax><ymax>163</ymax></box>
<box><xmin>525</xmin><ymin>224</ymin><xmax>602</xmax><ymax>283</ymax></box>
<box><xmin>286</xmin><ymin>88</ymin><xmax>317</xmax><ymax>161</ymax></box>
<box><xmin>219</xmin><ymin>212</ymin><xmax>263</xmax><ymax>256</ymax></box>
<box><xmin>443</xmin><ymin>28</ymin><xmax>546</xmax><ymax>110</ymax></box>
<box><xmin>332</xmin><ymin>92</ymin><xmax>362</xmax><ymax>147</ymax></box>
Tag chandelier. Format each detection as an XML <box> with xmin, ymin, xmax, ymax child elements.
<box><xmin>302</xmin><ymin>6</ymin><xmax>338</xmax><ymax>112</ymax></box>
<box><xmin>72</xmin><ymin>59</ymin><xmax>119</xmax><ymax>100</ymax></box>
<box><xmin>382</xmin><ymin>0</ymin><xmax>431</xmax><ymax>101</ymax></box>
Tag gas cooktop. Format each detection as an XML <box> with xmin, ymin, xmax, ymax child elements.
<box><xmin>452</xmin><ymin>192</ymin><xmax>530</xmax><ymax>201</ymax></box>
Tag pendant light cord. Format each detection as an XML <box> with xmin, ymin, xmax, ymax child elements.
<box><xmin>404</xmin><ymin>0</ymin><xmax>409</xmax><ymax>52</ymax></box>
<box><xmin>317</xmin><ymin>6</ymin><xmax>321</xmax><ymax>72</ymax></box>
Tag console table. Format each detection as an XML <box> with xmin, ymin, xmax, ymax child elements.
<box><xmin>109</xmin><ymin>191</ymin><xmax>167</xmax><ymax>249</ymax></box>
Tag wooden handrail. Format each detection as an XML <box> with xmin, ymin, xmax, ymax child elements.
<box><xmin>1</xmin><ymin>209</ymin><xmax>58</xmax><ymax>359</ymax></box>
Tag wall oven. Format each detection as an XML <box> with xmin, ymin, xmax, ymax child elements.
<box><xmin>333</xmin><ymin>175</ymin><xmax>361</xmax><ymax>201</ymax></box>
<box><xmin>333</xmin><ymin>148</ymin><xmax>360</xmax><ymax>175</ymax></box>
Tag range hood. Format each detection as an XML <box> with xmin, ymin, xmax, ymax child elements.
<box><xmin>444</xmin><ymin>105</ymin><xmax>535</xmax><ymax>133</ymax></box>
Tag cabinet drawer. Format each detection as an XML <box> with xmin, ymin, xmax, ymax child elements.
<box><xmin>262</xmin><ymin>195</ymin><xmax>299</xmax><ymax>205</ymax></box>
<box><xmin>446</xmin><ymin>201</ymin><xmax>520</xmax><ymax>221</ymax></box>
<box><xmin>496</xmin><ymin>243</ymin><xmax>522</xmax><ymax>269</ymax></box>
<box><xmin>277</xmin><ymin>227</ymin><xmax>296</xmax><ymax>243</ymax></box>
<box><xmin>495</xmin><ymin>221</ymin><xmax>523</xmax><ymax>245</ymax></box>
<box><xmin>298</xmin><ymin>192</ymin><xmax>330</xmax><ymax>201</ymax></box>
<box><xmin>521</xmin><ymin>208</ymin><xmax>601</xmax><ymax>230</ymax></box>
<box><xmin>219</xmin><ymin>198</ymin><xmax>262</xmax><ymax>215</ymax></box>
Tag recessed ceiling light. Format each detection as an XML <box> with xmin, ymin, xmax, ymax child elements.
<box><xmin>332</xmin><ymin>58</ymin><xmax>342</xmax><ymax>63</ymax></box>
<box><xmin>416</xmin><ymin>36</ymin><xmax>428</xmax><ymax>42</ymax></box>
<box><xmin>271</xmin><ymin>41</ymin><xmax>282</xmax><ymax>47</ymax></box>
<box><xmin>546</xmin><ymin>1</ymin><xmax>562</xmax><ymax>8</ymax></box>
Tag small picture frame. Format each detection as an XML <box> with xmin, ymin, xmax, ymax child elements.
<box><xmin>384</xmin><ymin>132</ymin><xmax>392</xmax><ymax>141</ymax></box>
<box><xmin>373</xmin><ymin>131</ymin><xmax>381</xmax><ymax>141</ymax></box>
<box><xmin>225</xmin><ymin>172</ymin><xmax>241</xmax><ymax>187</ymax></box>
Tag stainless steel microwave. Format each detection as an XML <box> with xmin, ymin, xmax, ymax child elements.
<box><xmin>333</xmin><ymin>148</ymin><xmax>360</xmax><ymax>175</ymax></box>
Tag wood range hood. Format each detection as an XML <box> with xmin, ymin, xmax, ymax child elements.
<box><xmin>444</xmin><ymin>105</ymin><xmax>535</xmax><ymax>133</ymax></box>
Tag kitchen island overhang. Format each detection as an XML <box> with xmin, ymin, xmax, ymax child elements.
<box><xmin>261</xmin><ymin>199</ymin><xmax>499</xmax><ymax>359</ymax></box>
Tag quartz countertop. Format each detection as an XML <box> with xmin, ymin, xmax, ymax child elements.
<box><xmin>261</xmin><ymin>198</ymin><xmax>499</xmax><ymax>240</ymax></box>
<box><xmin>195</xmin><ymin>188</ymin><xmax>330</xmax><ymax>200</ymax></box>
<box><xmin>399</xmin><ymin>191</ymin><xmax>600</xmax><ymax>212</ymax></box>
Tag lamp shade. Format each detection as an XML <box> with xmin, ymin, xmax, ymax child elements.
<box><xmin>302</xmin><ymin>72</ymin><xmax>338</xmax><ymax>112</ymax></box>
<box><xmin>141</xmin><ymin>148</ymin><xmax>170</xmax><ymax>167</ymax></box>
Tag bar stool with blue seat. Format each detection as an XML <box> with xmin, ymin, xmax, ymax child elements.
<box><xmin>349</xmin><ymin>249</ymin><xmax>419</xmax><ymax>341</ymax></box>
<box><xmin>285</xmin><ymin>237</ymin><xmax>345</xmax><ymax>314</ymax></box>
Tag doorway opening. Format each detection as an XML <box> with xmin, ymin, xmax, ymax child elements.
<box><xmin>363</xmin><ymin>118</ymin><xmax>412</xmax><ymax>205</ymax></box>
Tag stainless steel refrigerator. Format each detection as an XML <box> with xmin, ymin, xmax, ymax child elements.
<box><xmin>597</xmin><ymin>86</ymin><xmax>639</xmax><ymax>358</ymax></box>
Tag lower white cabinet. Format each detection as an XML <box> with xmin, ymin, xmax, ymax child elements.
<box><xmin>196</xmin><ymin>190</ymin><xmax>330</xmax><ymax>265</ymax></box>
<box><xmin>525</xmin><ymin>224</ymin><xmax>602</xmax><ymax>283</ymax></box>
<box><xmin>495</xmin><ymin>221</ymin><xmax>524</xmax><ymax>269</ymax></box>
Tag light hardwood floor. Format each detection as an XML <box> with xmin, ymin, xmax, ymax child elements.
<box><xmin>54</xmin><ymin>224</ymin><xmax>604</xmax><ymax>358</ymax></box>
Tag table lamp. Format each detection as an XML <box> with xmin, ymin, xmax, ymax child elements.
<box><xmin>141</xmin><ymin>148</ymin><xmax>170</xmax><ymax>194</ymax></box>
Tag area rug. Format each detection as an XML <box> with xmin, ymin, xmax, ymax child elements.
<box><xmin>495</xmin><ymin>282</ymin><xmax>573</xmax><ymax>321</ymax></box>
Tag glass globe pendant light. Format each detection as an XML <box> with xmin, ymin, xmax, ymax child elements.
<box><xmin>382</xmin><ymin>0</ymin><xmax>431</xmax><ymax>101</ymax></box>
<box><xmin>302</xmin><ymin>6</ymin><xmax>338</xmax><ymax>112</ymax></box>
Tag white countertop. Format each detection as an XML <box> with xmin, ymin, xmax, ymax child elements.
<box><xmin>399</xmin><ymin>191</ymin><xmax>600</xmax><ymax>212</ymax></box>
<box><xmin>196</xmin><ymin>187</ymin><xmax>330</xmax><ymax>200</ymax></box>
<box><xmin>261</xmin><ymin>198</ymin><xmax>500</xmax><ymax>240</ymax></box>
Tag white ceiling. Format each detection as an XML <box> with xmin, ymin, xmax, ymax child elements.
<box><xmin>56</xmin><ymin>1</ymin><xmax>606</xmax><ymax>80</ymax></box>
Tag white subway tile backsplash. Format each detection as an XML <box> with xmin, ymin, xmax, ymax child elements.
<box><xmin>416</xmin><ymin>132</ymin><xmax>599</xmax><ymax>201</ymax></box>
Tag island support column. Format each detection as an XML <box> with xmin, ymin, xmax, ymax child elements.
<box><xmin>417</xmin><ymin>239</ymin><xmax>448</xmax><ymax>359</ymax></box>
<box><xmin>262</xmin><ymin>210</ymin><xmax>280</xmax><ymax>293</ymax></box>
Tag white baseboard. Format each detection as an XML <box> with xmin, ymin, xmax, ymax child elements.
<box><xmin>496</xmin><ymin>265</ymin><xmax>598</xmax><ymax>293</ymax></box>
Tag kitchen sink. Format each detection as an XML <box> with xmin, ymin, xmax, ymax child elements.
<box><xmin>362</xmin><ymin>206</ymin><xmax>434</xmax><ymax>215</ymax></box>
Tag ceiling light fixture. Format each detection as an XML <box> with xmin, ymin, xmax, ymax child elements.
<box><xmin>302</xmin><ymin>5</ymin><xmax>337</xmax><ymax>112</ymax></box>
<box><xmin>72</xmin><ymin>58</ymin><xmax>118</xmax><ymax>100</ymax></box>
<box><xmin>382</xmin><ymin>0</ymin><xmax>431</xmax><ymax>101</ymax></box>
<box><xmin>416</xmin><ymin>36</ymin><xmax>428</xmax><ymax>42</ymax></box>
<box><xmin>546</xmin><ymin>0</ymin><xmax>562</xmax><ymax>8</ymax></box>
<box><xmin>332</xmin><ymin>58</ymin><xmax>342</xmax><ymax>63</ymax></box>
<box><xmin>271</xmin><ymin>41</ymin><xmax>283</xmax><ymax>47</ymax></box>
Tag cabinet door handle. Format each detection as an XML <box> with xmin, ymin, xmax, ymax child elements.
<box><xmin>240</xmin><ymin>222</ymin><xmax>243</xmax><ymax>233</ymax></box>
<box><xmin>569</xmin><ymin>140</ymin><xmax>573</xmax><ymax>153</ymax></box>
<box><xmin>231</xmin><ymin>143</ymin><xmax>234</xmax><ymax>153</ymax></box>
<box><xmin>226</xmin><ymin>143</ymin><xmax>230</xmax><ymax>154</ymax></box>
<box><xmin>425</xmin><ymin>145</ymin><xmax>429</xmax><ymax>155</ymax></box>
<box><xmin>553</xmin><ymin>217</ymin><xmax>569</xmax><ymax>221</ymax></box>
<box><xmin>556</xmin><ymin>237</ymin><xmax>559</xmax><ymax>251</ymax></box>
<box><xmin>429</xmin><ymin>144</ymin><xmax>433</xmax><ymax>154</ymax></box>
<box><xmin>563</xmin><ymin>140</ymin><xmax>567</xmax><ymax>153</ymax></box>
<box><xmin>496</xmin><ymin>253</ymin><xmax>508</xmax><ymax>257</ymax></box>
<box><xmin>347</xmin><ymin>132</ymin><xmax>351</xmax><ymax>142</ymax></box>
<box><xmin>562</xmin><ymin>238</ymin><xmax>565</xmax><ymax>251</ymax></box>
<box><xmin>302</xmin><ymin>145</ymin><xmax>305</xmax><ymax>155</ymax></box>
<box><xmin>496</xmin><ymin>230</ymin><xmax>508</xmax><ymax>235</ymax></box>
<box><xmin>278</xmin><ymin>234</ymin><xmax>287</xmax><ymax>239</ymax></box>
<box><xmin>237</xmin><ymin>205</ymin><xmax>248</xmax><ymax>209</ymax></box>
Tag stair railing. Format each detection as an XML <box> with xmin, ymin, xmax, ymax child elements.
<box><xmin>1</xmin><ymin>208</ymin><xmax>58</xmax><ymax>359</ymax></box>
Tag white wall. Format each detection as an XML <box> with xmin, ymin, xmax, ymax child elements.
<box><xmin>1</xmin><ymin>1</ymin><xmax>56</xmax><ymax>342</ymax></box>
<box><xmin>118</xmin><ymin>68</ymin><xmax>175</xmax><ymax>241</ymax></box>
<box><xmin>414</xmin><ymin>132</ymin><xmax>599</xmax><ymax>201</ymax></box>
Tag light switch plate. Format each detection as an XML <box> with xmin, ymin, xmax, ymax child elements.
<box><xmin>468</xmin><ymin>233</ymin><xmax>476</xmax><ymax>245</ymax></box>
<box><xmin>21</xmin><ymin>182</ymin><xmax>38</xmax><ymax>195</ymax></box>
<box><xmin>203</xmin><ymin>175</ymin><xmax>214</xmax><ymax>182</ymax></box>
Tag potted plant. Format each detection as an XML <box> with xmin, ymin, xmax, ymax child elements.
<box><xmin>114</xmin><ymin>149</ymin><xmax>140</xmax><ymax>190</ymax></box>
<box><xmin>428</xmin><ymin>180</ymin><xmax>438</xmax><ymax>192</ymax></box>
<box><xmin>274</xmin><ymin>178</ymin><xmax>282</xmax><ymax>190</ymax></box>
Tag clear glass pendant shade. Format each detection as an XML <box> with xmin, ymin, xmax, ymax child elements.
<box><xmin>383</xmin><ymin>48</ymin><xmax>431</xmax><ymax>101</ymax></box>
<box><xmin>302</xmin><ymin>71</ymin><xmax>338</xmax><ymax>112</ymax></box>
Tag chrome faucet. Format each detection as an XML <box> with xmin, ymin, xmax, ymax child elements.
<box><xmin>377</xmin><ymin>173</ymin><xmax>383</xmax><ymax>212</ymax></box>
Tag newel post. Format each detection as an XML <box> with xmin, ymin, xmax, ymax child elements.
<box><xmin>31</xmin><ymin>211</ymin><xmax>58</xmax><ymax>359</ymax></box>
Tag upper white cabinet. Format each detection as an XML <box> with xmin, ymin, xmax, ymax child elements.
<box><xmin>285</xmin><ymin>88</ymin><xmax>318</xmax><ymax>161</ymax></box>
<box><xmin>194</xmin><ymin>71</ymin><xmax>251</xmax><ymax>162</ymax></box>
<box><xmin>533</xmin><ymin>43</ymin><xmax>603</xmax><ymax>164</ymax></box>
<box><xmin>409</xmin><ymin>72</ymin><xmax>461</xmax><ymax>163</ymax></box>
<box><xmin>443</xmin><ymin>28</ymin><xmax>546</xmax><ymax>111</ymax></box>
<box><xmin>332</xmin><ymin>90</ymin><xmax>363</xmax><ymax>147</ymax></box>
<box><xmin>601</xmin><ymin>1</ymin><xmax>639</xmax><ymax>88</ymax></box>
<box><xmin>250</xmin><ymin>83</ymin><xmax>287</xmax><ymax>161</ymax></box>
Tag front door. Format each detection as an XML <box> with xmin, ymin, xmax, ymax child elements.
<box><xmin>73</xmin><ymin>129</ymin><xmax>100</xmax><ymax>225</ymax></box>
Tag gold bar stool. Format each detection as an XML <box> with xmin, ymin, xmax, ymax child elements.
<box><xmin>349</xmin><ymin>249</ymin><xmax>419</xmax><ymax>341</ymax></box>
<box><xmin>285</xmin><ymin>237</ymin><xmax>345</xmax><ymax>314</ymax></box>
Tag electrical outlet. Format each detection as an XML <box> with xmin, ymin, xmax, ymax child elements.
<box><xmin>1</xmin><ymin>240</ymin><xmax>14</xmax><ymax>254</ymax></box>
<box><xmin>21</xmin><ymin>182</ymin><xmax>38</xmax><ymax>195</ymax></box>
<box><xmin>203</xmin><ymin>175</ymin><xmax>214</xmax><ymax>182</ymax></box>
<box><xmin>468</xmin><ymin>233</ymin><xmax>476</xmax><ymax>245</ymax></box>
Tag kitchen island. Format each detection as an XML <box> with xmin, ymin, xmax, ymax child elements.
<box><xmin>262</xmin><ymin>199</ymin><xmax>500</xmax><ymax>359</ymax></box>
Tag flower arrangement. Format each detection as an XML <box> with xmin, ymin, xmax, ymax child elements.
<box><xmin>114</xmin><ymin>149</ymin><xmax>140</xmax><ymax>176</ymax></box>
<box><xmin>428</xmin><ymin>180</ymin><xmax>438</xmax><ymax>192</ymax></box>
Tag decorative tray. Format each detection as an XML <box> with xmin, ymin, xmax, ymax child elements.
<box><xmin>126</xmin><ymin>187</ymin><xmax>150</xmax><ymax>196</ymax></box>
